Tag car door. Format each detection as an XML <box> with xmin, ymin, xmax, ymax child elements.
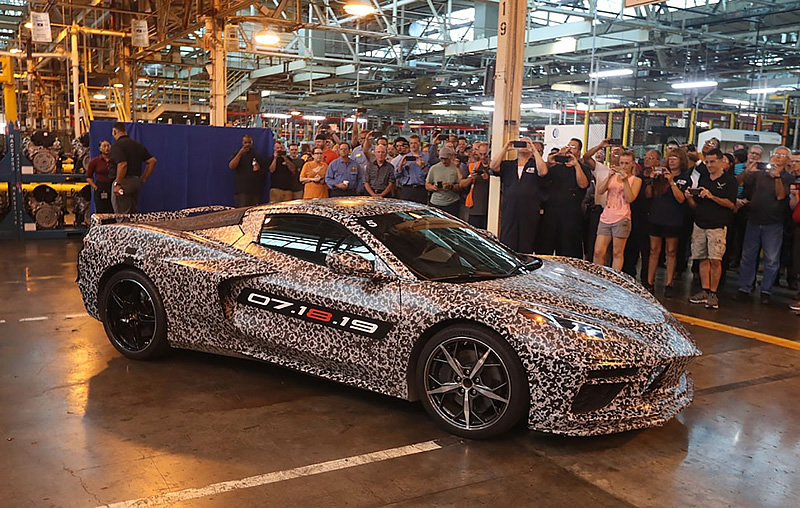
<box><xmin>230</xmin><ymin>213</ymin><xmax>405</xmax><ymax>394</ymax></box>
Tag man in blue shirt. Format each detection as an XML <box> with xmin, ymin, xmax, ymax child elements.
<box><xmin>393</xmin><ymin>135</ymin><xmax>434</xmax><ymax>203</ymax></box>
<box><xmin>325</xmin><ymin>142</ymin><xmax>363</xmax><ymax>197</ymax></box>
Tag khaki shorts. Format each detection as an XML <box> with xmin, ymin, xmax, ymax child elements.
<box><xmin>691</xmin><ymin>224</ymin><xmax>727</xmax><ymax>260</ymax></box>
<box><xmin>270</xmin><ymin>188</ymin><xmax>297</xmax><ymax>203</ymax></box>
<box><xmin>597</xmin><ymin>217</ymin><xmax>632</xmax><ymax>238</ymax></box>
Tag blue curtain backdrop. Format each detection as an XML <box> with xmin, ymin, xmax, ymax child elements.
<box><xmin>89</xmin><ymin>121</ymin><xmax>273</xmax><ymax>212</ymax></box>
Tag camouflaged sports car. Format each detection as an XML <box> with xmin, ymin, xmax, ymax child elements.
<box><xmin>77</xmin><ymin>198</ymin><xmax>700</xmax><ymax>439</ymax></box>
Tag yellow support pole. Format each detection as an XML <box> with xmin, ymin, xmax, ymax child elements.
<box><xmin>0</xmin><ymin>56</ymin><xmax>16</xmax><ymax>122</ymax></box>
<box><xmin>689</xmin><ymin>108</ymin><xmax>697</xmax><ymax>144</ymax></box>
<box><xmin>622</xmin><ymin>108</ymin><xmax>630</xmax><ymax>146</ymax></box>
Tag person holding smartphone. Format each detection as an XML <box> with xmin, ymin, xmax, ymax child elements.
<box><xmin>592</xmin><ymin>149</ymin><xmax>642</xmax><ymax>271</ymax></box>
<box><xmin>460</xmin><ymin>142</ymin><xmax>491</xmax><ymax>229</ymax></box>
<box><xmin>488</xmin><ymin>137</ymin><xmax>548</xmax><ymax>253</ymax></box>
<box><xmin>685</xmin><ymin>148</ymin><xmax>737</xmax><ymax>309</ymax></box>
<box><xmin>425</xmin><ymin>147</ymin><xmax>464</xmax><ymax>216</ymax></box>
<box><xmin>539</xmin><ymin>138</ymin><xmax>591</xmax><ymax>258</ymax></box>
<box><xmin>735</xmin><ymin>146</ymin><xmax>795</xmax><ymax>304</ymax></box>
<box><xmin>645</xmin><ymin>149</ymin><xmax>691</xmax><ymax>295</ymax></box>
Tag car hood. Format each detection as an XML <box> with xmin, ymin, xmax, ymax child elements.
<box><xmin>470</xmin><ymin>258</ymin><xmax>667</xmax><ymax>329</ymax></box>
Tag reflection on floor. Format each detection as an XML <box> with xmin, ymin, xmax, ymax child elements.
<box><xmin>1</xmin><ymin>239</ymin><xmax>798</xmax><ymax>507</ymax></box>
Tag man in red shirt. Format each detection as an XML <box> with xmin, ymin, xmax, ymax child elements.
<box><xmin>86</xmin><ymin>139</ymin><xmax>113</xmax><ymax>213</ymax></box>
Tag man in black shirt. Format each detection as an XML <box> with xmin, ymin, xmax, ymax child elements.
<box><xmin>685</xmin><ymin>148</ymin><xmax>737</xmax><ymax>309</ymax></box>
<box><xmin>736</xmin><ymin>146</ymin><xmax>795</xmax><ymax>303</ymax></box>
<box><xmin>268</xmin><ymin>140</ymin><xmax>302</xmax><ymax>203</ymax></box>
<box><xmin>109</xmin><ymin>122</ymin><xmax>157</xmax><ymax>214</ymax></box>
<box><xmin>539</xmin><ymin>137</ymin><xmax>591</xmax><ymax>258</ymax></box>
<box><xmin>228</xmin><ymin>134</ymin><xmax>268</xmax><ymax>207</ymax></box>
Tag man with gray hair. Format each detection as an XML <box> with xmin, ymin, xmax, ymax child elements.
<box><xmin>425</xmin><ymin>146</ymin><xmax>464</xmax><ymax>216</ymax></box>
<box><xmin>736</xmin><ymin>145</ymin><xmax>795</xmax><ymax>304</ymax></box>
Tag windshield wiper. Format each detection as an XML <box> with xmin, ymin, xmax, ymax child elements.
<box><xmin>507</xmin><ymin>257</ymin><xmax>543</xmax><ymax>276</ymax></box>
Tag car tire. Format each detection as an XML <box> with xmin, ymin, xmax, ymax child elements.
<box><xmin>416</xmin><ymin>324</ymin><xmax>528</xmax><ymax>439</ymax></box>
<box><xmin>99</xmin><ymin>269</ymin><xmax>169</xmax><ymax>360</ymax></box>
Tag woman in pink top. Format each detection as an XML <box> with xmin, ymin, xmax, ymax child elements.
<box><xmin>593</xmin><ymin>149</ymin><xmax>642</xmax><ymax>270</ymax></box>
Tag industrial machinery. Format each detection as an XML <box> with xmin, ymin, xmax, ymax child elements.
<box><xmin>25</xmin><ymin>184</ymin><xmax>64</xmax><ymax>229</ymax></box>
<box><xmin>22</xmin><ymin>130</ymin><xmax>62</xmax><ymax>174</ymax></box>
<box><xmin>71</xmin><ymin>133</ymin><xmax>91</xmax><ymax>173</ymax></box>
<box><xmin>72</xmin><ymin>185</ymin><xmax>92</xmax><ymax>227</ymax></box>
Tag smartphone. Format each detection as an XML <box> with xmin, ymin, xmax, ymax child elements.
<box><xmin>688</xmin><ymin>188</ymin><xmax>702</xmax><ymax>197</ymax></box>
<box><xmin>436</xmin><ymin>181</ymin><xmax>443</xmax><ymax>189</ymax></box>
<box><xmin>356</xmin><ymin>107</ymin><xmax>367</xmax><ymax>114</ymax></box>
<box><xmin>554</xmin><ymin>154</ymin><xmax>570</xmax><ymax>163</ymax></box>
<box><xmin>756</xmin><ymin>162</ymin><xmax>772</xmax><ymax>171</ymax></box>
<box><xmin>512</xmin><ymin>140</ymin><xmax>527</xmax><ymax>148</ymax></box>
<box><xmin>608</xmin><ymin>138</ymin><xmax>622</xmax><ymax>146</ymax></box>
<box><xmin>405</xmin><ymin>155</ymin><xmax>417</xmax><ymax>162</ymax></box>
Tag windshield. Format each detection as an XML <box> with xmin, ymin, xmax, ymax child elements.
<box><xmin>357</xmin><ymin>209</ymin><xmax>541</xmax><ymax>281</ymax></box>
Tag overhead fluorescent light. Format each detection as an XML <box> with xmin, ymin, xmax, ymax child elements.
<box><xmin>671</xmin><ymin>80</ymin><xmax>718</xmax><ymax>89</ymax></box>
<box><xmin>723</xmin><ymin>98</ymin><xmax>750</xmax><ymax>106</ymax></box>
<box><xmin>112</xmin><ymin>83</ymin><xmax>124</xmax><ymax>88</ymax></box>
<box><xmin>589</xmin><ymin>69</ymin><xmax>634</xmax><ymax>79</ymax></box>
<box><xmin>289</xmin><ymin>110</ymin><xmax>301</xmax><ymax>116</ymax></box>
<box><xmin>595</xmin><ymin>98</ymin><xmax>621</xmax><ymax>104</ymax></box>
<box><xmin>9</xmin><ymin>48</ymin><xmax>21</xmax><ymax>54</ymax></box>
<box><xmin>746</xmin><ymin>87</ymin><xmax>791</xmax><ymax>94</ymax></box>
<box><xmin>576</xmin><ymin>103</ymin><xmax>589</xmax><ymax>110</ymax></box>
<box><xmin>303</xmin><ymin>115</ymin><xmax>326</xmax><ymax>121</ymax></box>
<box><xmin>263</xmin><ymin>113</ymin><xmax>291</xmax><ymax>119</ymax></box>
<box><xmin>481</xmin><ymin>100</ymin><xmax>495</xmax><ymax>106</ymax></box>
<box><xmin>198</xmin><ymin>98</ymin><xmax>207</xmax><ymax>102</ymax></box>
<box><xmin>657</xmin><ymin>98</ymin><xmax>668</xmax><ymax>102</ymax></box>
<box><xmin>92</xmin><ymin>93</ymin><xmax>107</xmax><ymax>100</ymax></box>
<box><xmin>345</xmin><ymin>116</ymin><xmax>368</xmax><ymax>123</ymax></box>
<box><xmin>519</xmin><ymin>127</ymin><xmax>528</xmax><ymax>132</ymax></box>
<box><xmin>261</xmin><ymin>90</ymin><xmax>271</xmax><ymax>97</ymax></box>
<box><xmin>358</xmin><ymin>70</ymin><xmax>369</xmax><ymax>74</ymax></box>
<box><xmin>531</xmin><ymin>108</ymin><xmax>561</xmax><ymax>115</ymax></box>
<box><xmin>521</xmin><ymin>103</ymin><xmax>544</xmax><ymax>109</ymax></box>
<box><xmin>408</xmin><ymin>120</ymin><xmax>424</xmax><ymax>125</ymax></box>
<box><xmin>469</xmin><ymin>106</ymin><xmax>494</xmax><ymax>112</ymax></box>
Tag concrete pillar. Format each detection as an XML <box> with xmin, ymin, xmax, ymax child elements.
<box><xmin>206</xmin><ymin>16</ymin><xmax>227</xmax><ymax>126</ymax></box>
<box><xmin>487</xmin><ymin>0</ymin><xmax>526</xmax><ymax>236</ymax></box>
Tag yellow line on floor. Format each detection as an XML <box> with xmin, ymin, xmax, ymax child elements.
<box><xmin>674</xmin><ymin>313</ymin><xmax>800</xmax><ymax>351</ymax></box>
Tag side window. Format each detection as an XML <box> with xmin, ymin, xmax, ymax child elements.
<box><xmin>259</xmin><ymin>214</ymin><xmax>375</xmax><ymax>265</ymax></box>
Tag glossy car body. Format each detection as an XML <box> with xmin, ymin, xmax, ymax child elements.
<box><xmin>77</xmin><ymin>198</ymin><xmax>700</xmax><ymax>437</ymax></box>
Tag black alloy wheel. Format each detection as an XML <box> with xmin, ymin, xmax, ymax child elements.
<box><xmin>100</xmin><ymin>269</ymin><xmax>169</xmax><ymax>360</ymax></box>
<box><xmin>416</xmin><ymin>324</ymin><xmax>528</xmax><ymax>439</ymax></box>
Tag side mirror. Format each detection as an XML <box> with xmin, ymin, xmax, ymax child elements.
<box><xmin>326</xmin><ymin>250</ymin><xmax>376</xmax><ymax>277</ymax></box>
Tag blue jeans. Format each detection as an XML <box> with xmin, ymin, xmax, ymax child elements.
<box><xmin>737</xmin><ymin>222</ymin><xmax>784</xmax><ymax>294</ymax></box>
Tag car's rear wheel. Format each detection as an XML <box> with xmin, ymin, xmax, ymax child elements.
<box><xmin>99</xmin><ymin>269</ymin><xmax>169</xmax><ymax>360</ymax></box>
<box><xmin>416</xmin><ymin>324</ymin><xmax>528</xmax><ymax>439</ymax></box>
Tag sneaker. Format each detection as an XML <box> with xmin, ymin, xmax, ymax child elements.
<box><xmin>663</xmin><ymin>285</ymin><xmax>675</xmax><ymax>298</ymax></box>
<box><xmin>733</xmin><ymin>290</ymin><xmax>750</xmax><ymax>301</ymax></box>
<box><xmin>760</xmin><ymin>293</ymin><xmax>772</xmax><ymax>305</ymax></box>
<box><xmin>689</xmin><ymin>290</ymin><xmax>708</xmax><ymax>304</ymax></box>
<box><xmin>705</xmin><ymin>292</ymin><xmax>719</xmax><ymax>309</ymax></box>
<box><xmin>790</xmin><ymin>301</ymin><xmax>800</xmax><ymax>312</ymax></box>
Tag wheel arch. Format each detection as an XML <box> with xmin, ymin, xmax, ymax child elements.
<box><xmin>97</xmin><ymin>262</ymin><xmax>151</xmax><ymax>303</ymax></box>
<box><xmin>406</xmin><ymin>319</ymin><xmax>513</xmax><ymax>402</ymax></box>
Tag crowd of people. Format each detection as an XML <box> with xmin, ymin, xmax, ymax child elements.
<box><xmin>228</xmin><ymin>123</ymin><xmax>800</xmax><ymax>313</ymax></box>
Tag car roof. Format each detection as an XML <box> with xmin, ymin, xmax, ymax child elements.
<box><xmin>248</xmin><ymin>197</ymin><xmax>430</xmax><ymax>218</ymax></box>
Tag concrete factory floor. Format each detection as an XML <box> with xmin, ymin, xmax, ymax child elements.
<box><xmin>1</xmin><ymin>239</ymin><xmax>799</xmax><ymax>507</ymax></box>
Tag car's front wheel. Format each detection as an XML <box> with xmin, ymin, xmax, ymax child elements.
<box><xmin>99</xmin><ymin>269</ymin><xmax>169</xmax><ymax>360</ymax></box>
<box><xmin>416</xmin><ymin>324</ymin><xmax>528</xmax><ymax>439</ymax></box>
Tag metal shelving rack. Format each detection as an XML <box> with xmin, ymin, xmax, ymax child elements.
<box><xmin>0</xmin><ymin>123</ymin><xmax>89</xmax><ymax>240</ymax></box>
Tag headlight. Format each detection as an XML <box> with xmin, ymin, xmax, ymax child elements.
<box><xmin>518</xmin><ymin>307</ymin><xmax>605</xmax><ymax>339</ymax></box>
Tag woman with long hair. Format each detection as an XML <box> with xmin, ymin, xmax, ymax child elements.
<box><xmin>593</xmin><ymin>149</ymin><xmax>642</xmax><ymax>271</ymax></box>
<box><xmin>645</xmin><ymin>149</ymin><xmax>691</xmax><ymax>295</ymax></box>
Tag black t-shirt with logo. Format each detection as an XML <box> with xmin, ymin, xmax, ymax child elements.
<box><xmin>543</xmin><ymin>161</ymin><xmax>592</xmax><ymax>207</ymax></box>
<box><xmin>694</xmin><ymin>166</ymin><xmax>737</xmax><ymax>229</ymax></box>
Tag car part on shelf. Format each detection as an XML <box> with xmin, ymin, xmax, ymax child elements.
<box><xmin>71</xmin><ymin>132</ymin><xmax>91</xmax><ymax>173</ymax></box>
<box><xmin>23</xmin><ymin>130</ymin><xmax>62</xmax><ymax>174</ymax></box>
<box><xmin>25</xmin><ymin>184</ymin><xmax>63</xmax><ymax>229</ymax></box>
<box><xmin>72</xmin><ymin>185</ymin><xmax>92</xmax><ymax>227</ymax></box>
